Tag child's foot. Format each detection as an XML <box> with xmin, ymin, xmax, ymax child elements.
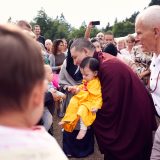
<box><xmin>76</xmin><ymin>129</ymin><xmax>87</xmax><ymax>139</ymax></box>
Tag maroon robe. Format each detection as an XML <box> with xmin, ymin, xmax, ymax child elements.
<box><xmin>93</xmin><ymin>52</ymin><xmax>157</xmax><ymax>160</ymax></box>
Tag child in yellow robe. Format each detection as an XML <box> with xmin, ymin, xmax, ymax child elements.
<box><xmin>59</xmin><ymin>57</ymin><xmax>102</xmax><ymax>139</ymax></box>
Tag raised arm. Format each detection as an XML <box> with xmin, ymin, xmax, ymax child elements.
<box><xmin>84</xmin><ymin>22</ymin><xmax>93</xmax><ymax>40</ymax></box>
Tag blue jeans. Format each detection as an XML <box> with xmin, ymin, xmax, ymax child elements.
<box><xmin>42</xmin><ymin>107</ymin><xmax>53</xmax><ymax>131</ymax></box>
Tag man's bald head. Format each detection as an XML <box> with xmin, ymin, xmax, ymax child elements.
<box><xmin>135</xmin><ymin>5</ymin><xmax>160</xmax><ymax>54</ymax></box>
<box><xmin>135</xmin><ymin>5</ymin><xmax>160</xmax><ymax>29</ymax></box>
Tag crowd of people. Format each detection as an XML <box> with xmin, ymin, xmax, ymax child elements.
<box><xmin>0</xmin><ymin>5</ymin><xmax>160</xmax><ymax>160</ymax></box>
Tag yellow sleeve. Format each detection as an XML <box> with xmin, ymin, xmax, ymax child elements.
<box><xmin>87</xmin><ymin>78</ymin><xmax>103</xmax><ymax>109</ymax></box>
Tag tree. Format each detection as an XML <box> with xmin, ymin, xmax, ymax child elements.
<box><xmin>114</xmin><ymin>18</ymin><xmax>118</xmax><ymax>24</ymax></box>
<box><xmin>7</xmin><ymin>17</ymin><xmax>12</xmax><ymax>23</ymax></box>
<box><xmin>102</xmin><ymin>22</ymin><xmax>112</xmax><ymax>33</ymax></box>
<box><xmin>31</xmin><ymin>9</ymin><xmax>71</xmax><ymax>40</ymax></box>
<box><xmin>31</xmin><ymin>8</ymin><xmax>53</xmax><ymax>37</ymax></box>
<box><xmin>52</xmin><ymin>19</ymin><xmax>71</xmax><ymax>40</ymax></box>
<box><xmin>126</xmin><ymin>11</ymin><xmax>139</xmax><ymax>23</ymax></box>
<box><xmin>68</xmin><ymin>22</ymin><xmax>101</xmax><ymax>40</ymax></box>
<box><xmin>32</xmin><ymin>4</ymin><xmax>150</xmax><ymax>41</ymax></box>
<box><xmin>68</xmin><ymin>25</ymin><xmax>86</xmax><ymax>39</ymax></box>
<box><xmin>112</xmin><ymin>21</ymin><xmax>134</xmax><ymax>37</ymax></box>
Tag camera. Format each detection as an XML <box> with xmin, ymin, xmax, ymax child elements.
<box><xmin>91</xmin><ymin>21</ymin><xmax>100</xmax><ymax>25</ymax></box>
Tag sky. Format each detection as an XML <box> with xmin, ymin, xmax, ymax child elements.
<box><xmin>0</xmin><ymin>0</ymin><xmax>151</xmax><ymax>28</ymax></box>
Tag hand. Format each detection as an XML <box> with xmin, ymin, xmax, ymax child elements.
<box><xmin>91</xmin><ymin>108</ymin><xmax>98</xmax><ymax>113</ymax></box>
<box><xmin>56</xmin><ymin>91</ymin><xmax>66</xmax><ymax>99</ymax></box>
<box><xmin>58</xmin><ymin>65</ymin><xmax>62</xmax><ymax>70</ymax></box>
<box><xmin>67</xmin><ymin>86</ymin><xmax>79</xmax><ymax>94</ymax></box>
<box><xmin>88</xmin><ymin>21</ymin><xmax>93</xmax><ymax>28</ymax></box>
<box><xmin>49</xmin><ymin>88</ymin><xmax>61</xmax><ymax>101</ymax></box>
<box><xmin>139</xmin><ymin>70</ymin><xmax>150</xmax><ymax>79</ymax></box>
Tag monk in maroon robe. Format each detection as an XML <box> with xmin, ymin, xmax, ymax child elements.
<box><xmin>70</xmin><ymin>38</ymin><xmax>157</xmax><ymax>160</ymax></box>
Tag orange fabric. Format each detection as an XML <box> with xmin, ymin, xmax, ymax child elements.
<box><xmin>62</xmin><ymin>116</ymin><xmax>80</xmax><ymax>132</ymax></box>
<box><xmin>61</xmin><ymin>78</ymin><xmax>102</xmax><ymax>132</ymax></box>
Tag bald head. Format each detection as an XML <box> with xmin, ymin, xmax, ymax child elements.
<box><xmin>135</xmin><ymin>5</ymin><xmax>160</xmax><ymax>28</ymax></box>
<box><xmin>70</xmin><ymin>38</ymin><xmax>95</xmax><ymax>66</ymax></box>
<box><xmin>70</xmin><ymin>38</ymin><xmax>95</xmax><ymax>52</ymax></box>
<box><xmin>135</xmin><ymin>5</ymin><xmax>160</xmax><ymax>54</ymax></box>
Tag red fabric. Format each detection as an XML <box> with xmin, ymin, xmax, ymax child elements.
<box><xmin>83</xmin><ymin>81</ymin><xmax>88</xmax><ymax>91</ymax></box>
<box><xmin>93</xmin><ymin>52</ymin><xmax>157</xmax><ymax>160</ymax></box>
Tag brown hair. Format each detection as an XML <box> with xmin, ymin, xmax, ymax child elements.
<box><xmin>126</xmin><ymin>34</ymin><xmax>135</xmax><ymax>43</ymax></box>
<box><xmin>52</xmin><ymin>39</ymin><xmax>63</xmax><ymax>55</ymax></box>
<box><xmin>0</xmin><ymin>24</ymin><xmax>45</xmax><ymax>112</ymax></box>
<box><xmin>34</xmin><ymin>24</ymin><xmax>40</xmax><ymax>29</ymax></box>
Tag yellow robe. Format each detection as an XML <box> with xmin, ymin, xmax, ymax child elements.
<box><xmin>61</xmin><ymin>77</ymin><xmax>102</xmax><ymax>132</ymax></box>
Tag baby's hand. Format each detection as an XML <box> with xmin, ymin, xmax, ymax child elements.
<box><xmin>91</xmin><ymin>108</ymin><xmax>98</xmax><ymax>113</ymax></box>
<box><xmin>75</xmin><ymin>87</ymin><xmax>80</xmax><ymax>94</ymax></box>
<box><xmin>67</xmin><ymin>86</ymin><xmax>78</xmax><ymax>94</ymax></box>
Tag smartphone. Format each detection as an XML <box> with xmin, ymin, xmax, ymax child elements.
<box><xmin>91</xmin><ymin>21</ymin><xmax>100</xmax><ymax>25</ymax></box>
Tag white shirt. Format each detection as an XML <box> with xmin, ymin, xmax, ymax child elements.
<box><xmin>0</xmin><ymin>125</ymin><xmax>68</xmax><ymax>160</ymax></box>
<box><xmin>150</xmin><ymin>54</ymin><xmax>160</xmax><ymax>116</ymax></box>
<box><xmin>120</xmin><ymin>48</ymin><xmax>133</xmax><ymax>60</ymax></box>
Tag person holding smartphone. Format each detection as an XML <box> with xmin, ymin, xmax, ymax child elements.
<box><xmin>84</xmin><ymin>21</ymin><xmax>105</xmax><ymax>50</ymax></box>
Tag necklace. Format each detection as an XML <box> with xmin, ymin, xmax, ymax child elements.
<box><xmin>149</xmin><ymin>71</ymin><xmax>160</xmax><ymax>93</ymax></box>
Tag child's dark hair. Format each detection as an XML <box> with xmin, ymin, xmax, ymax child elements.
<box><xmin>80</xmin><ymin>57</ymin><xmax>99</xmax><ymax>72</ymax></box>
<box><xmin>103</xmin><ymin>43</ymin><xmax>118</xmax><ymax>56</ymax></box>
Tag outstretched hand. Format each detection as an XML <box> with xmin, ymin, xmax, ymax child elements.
<box><xmin>67</xmin><ymin>86</ymin><xmax>80</xmax><ymax>94</ymax></box>
<box><xmin>49</xmin><ymin>88</ymin><xmax>62</xmax><ymax>101</ymax></box>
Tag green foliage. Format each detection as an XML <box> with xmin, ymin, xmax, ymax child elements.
<box><xmin>68</xmin><ymin>25</ymin><xmax>86</xmax><ymax>39</ymax></box>
<box><xmin>102</xmin><ymin>22</ymin><xmax>112</xmax><ymax>32</ymax></box>
<box><xmin>112</xmin><ymin>21</ymin><xmax>135</xmax><ymax>37</ymax></box>
<box><xmin>125</xmin><ymin>11</ymin><xmax>139</xmax><ymax>23</ymax></box>
<box><xmin>90</xmin><ymin>27</ymin><xmax>100</xmax><ymax>38</ymax></box>
<box><xmin>50</xmin><ymin>18</ymin><xmax>71</xmax><ymax>40</ymax></box>
<box><xmin>31</xmin><ymin>9</ymin><xmax>71</xmax><ymax>40</ymax></box>
<box><xmin>31</xmin><ymin>0</ymin><xmax>153</xmax><ymax>40</ymax></box>
<box><xmin>31</xmin><ymin>8</ymin><xmax>52</xmax><ymax>35</ymax></box>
